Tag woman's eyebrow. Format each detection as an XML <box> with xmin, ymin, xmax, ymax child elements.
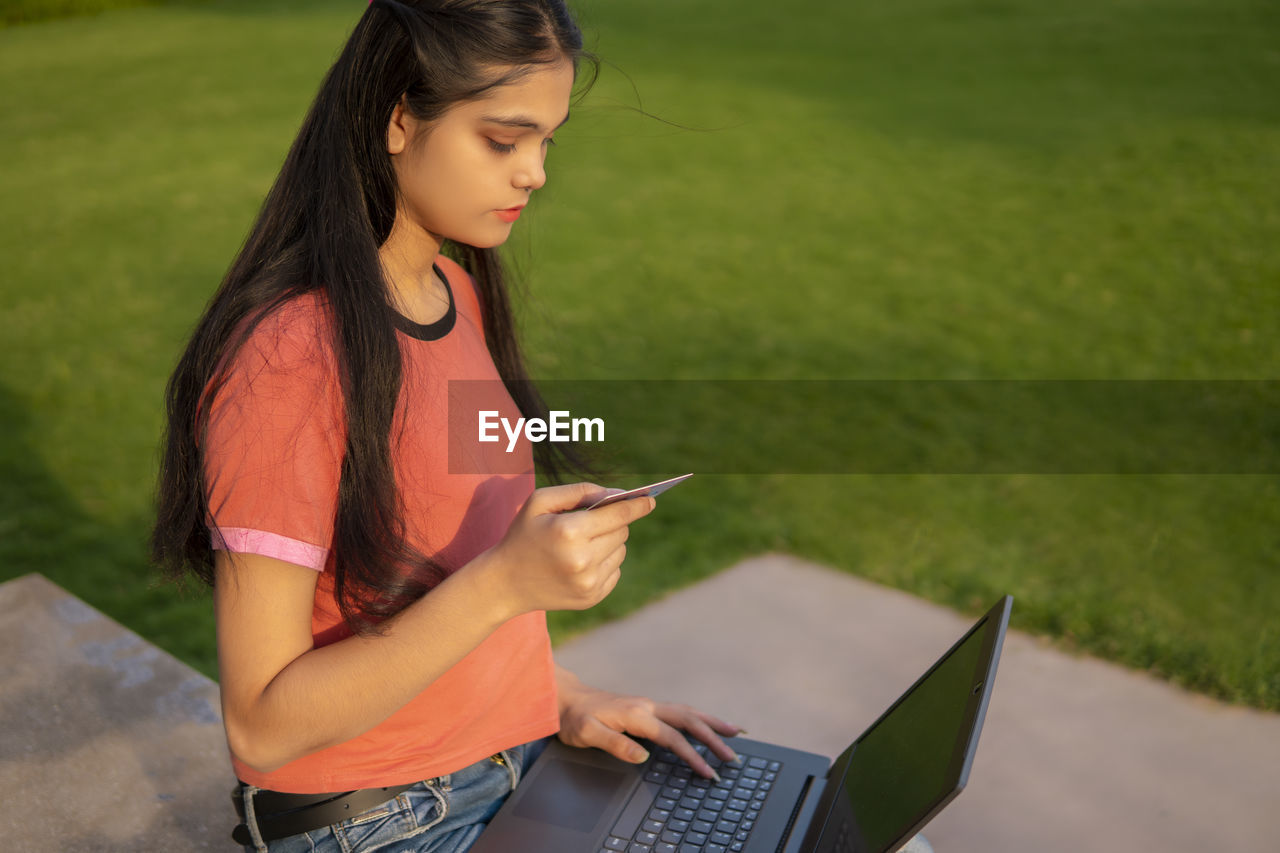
<box><xmin>480</xmin><ymin>111</ymin><xmax>571</xmax><ymax>133</ymax></box>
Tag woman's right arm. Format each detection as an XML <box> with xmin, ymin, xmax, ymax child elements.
<box><xmin>216</xmin><ymin>482</ymin><xmax>654</xmax><ymax>774</ymax></box>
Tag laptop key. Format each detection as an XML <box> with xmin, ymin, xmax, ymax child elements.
<box><xmin>611</xmin><ymin>750</ymin><xmax>778</xmax><ymax>853</ymax></box>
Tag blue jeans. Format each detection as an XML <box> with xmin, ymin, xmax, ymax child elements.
<box><xmin>240</xmin><ymin>738</ymin><xmax>550</xmax><ymax>853</ymax></box>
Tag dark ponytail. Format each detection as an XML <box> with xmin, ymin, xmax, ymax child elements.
<box><xmin>152</xmin><ymin>0</ymin><xmax>596</xmax><ymax>632</ymax></box>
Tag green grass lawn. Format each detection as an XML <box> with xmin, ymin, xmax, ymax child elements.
<box><xmin>1</xmin><ymin>0</ymin><xmax>166</xmax><ymax>28</ymax></box>
<box><xmin>1</xmin><ymin>0</ymin><xmax>1277</xmax><ymax>709</ymax></box>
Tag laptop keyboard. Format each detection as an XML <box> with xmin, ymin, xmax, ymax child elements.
<box><xmin>600</xmin><ymin>744</ymin><xmax>783</xmax><ymax>853</ymax></box>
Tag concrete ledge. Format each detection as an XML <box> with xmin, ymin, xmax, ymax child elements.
<box><xmin>0</xmin><ymin>574</ymin><xmax>232</xmax><ymax>852</ymax></box>
<box><xmin>555</xmin><ymin>554</ymin><xmax>1279</xmax><ymax>853</ymax></box>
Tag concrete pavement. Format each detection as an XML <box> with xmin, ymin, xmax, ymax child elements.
<box><xmin>556</xmin><ymin>554</ymin><xmax>1279</xmax><ymax>853</ymax></box>
<box><xmin>2</xmin><ymin>556</ymin><xmax>1276</xmax><ymax>851</ymax></box>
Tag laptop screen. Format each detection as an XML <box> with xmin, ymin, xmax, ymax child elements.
<box><xmin>805</xmin><ymin>600</ymin><xmax>1006</xmax><ymax>853</ymax></box>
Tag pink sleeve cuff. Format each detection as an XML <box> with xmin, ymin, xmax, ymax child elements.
<box><xmin>211</xmin><ymin>527</ymin><xmax>328</xmax><ymax>572</ymax></box>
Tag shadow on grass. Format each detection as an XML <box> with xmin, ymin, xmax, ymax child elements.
<box><xmin>0</xmin><ymin>381</ymin><xmax>217</xmax><ymax>677</ymax></box>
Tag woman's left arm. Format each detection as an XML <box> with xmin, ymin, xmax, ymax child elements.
<box><xmin>553</xmin><ymin>663</ymin><xmax>743</xmax><ymax>780</ymax></box>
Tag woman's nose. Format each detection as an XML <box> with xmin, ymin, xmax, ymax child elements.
<box><xmin>513</xmin><ymin>149</ymin><xmax>548</xmax><ymax>192</ymax></box>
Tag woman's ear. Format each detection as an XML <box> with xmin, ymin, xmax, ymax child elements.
<box><xmin>387</xmin><ymin>97</ymin><xmax>410</xmax><ymax>155</ymax></box>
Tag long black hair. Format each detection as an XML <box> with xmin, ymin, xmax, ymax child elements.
<box><xmin>153</xmin><ymin>0</ymin><xmax>595</xmax><ymax>633</ymax></box>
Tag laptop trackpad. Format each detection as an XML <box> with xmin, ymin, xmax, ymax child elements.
<box><xmin>512</xmin><ymin>758</ymin><xmax>630</xmax><ymax>832</ymax></box>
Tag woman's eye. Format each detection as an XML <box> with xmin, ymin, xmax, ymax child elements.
<box><xmin>487</xmin><ymin>138</ymin><xmax>517</xmax><ymax>154</ymax></box>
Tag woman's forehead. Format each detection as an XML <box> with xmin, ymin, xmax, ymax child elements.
<box><xmin>452</xmin><ymin>60</ymin><xmax>575</xmax><ymax>129</ymax></box>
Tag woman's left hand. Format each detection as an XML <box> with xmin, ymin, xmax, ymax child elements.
<box><xmin>555</xmin><ymin>666</ymin><xmax>744</xmax><ymax>780</ymax></box>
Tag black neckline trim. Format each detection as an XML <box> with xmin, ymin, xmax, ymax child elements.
<box><xmin>391</xmin><ymin>264</ymin><xmax>456</xmax><ymax>341</ymax></box>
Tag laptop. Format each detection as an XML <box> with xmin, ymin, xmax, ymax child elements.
<box><xmin>472</xmin><ymin>595</ymin><xmax>1012</xmax><ymax>853</ymax></box>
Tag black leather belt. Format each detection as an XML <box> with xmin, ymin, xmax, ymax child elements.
<box><xmin>231</xmin><ymin>782</ymin><xmax>416</xmax><ymax>845</ymax></box>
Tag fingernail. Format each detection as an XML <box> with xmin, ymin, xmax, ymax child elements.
<box><xmin>632</xmin><ymin>748</ymin><xmax>650</xmax><ymax>763</ymax></box>
<box><xmin>709</xmin><ymin>767</ymin><xmax>722</xmax><ymax>783</ymax></box>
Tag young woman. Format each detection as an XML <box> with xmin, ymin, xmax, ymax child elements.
<box><xmin>152</xmin><ymin>1</ymin><xmax>741</xmax><ymax>850</ymax></box>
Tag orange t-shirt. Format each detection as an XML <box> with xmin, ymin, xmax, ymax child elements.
<box><xmin>204</xmin><ymin>256</ymin><xmax>559</xmax><ymax>793</ymax></box>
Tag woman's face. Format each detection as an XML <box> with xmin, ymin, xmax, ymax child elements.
<box><xmin>388</xmin><ymin>58</ymin><xmax>576</xmax><ymax>251</ymax></box>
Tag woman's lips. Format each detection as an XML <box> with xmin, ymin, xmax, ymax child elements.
<box><xmin>495</xmin><ymin>206</ymin><xmax>524</xmax><ymax>223</ymax></box>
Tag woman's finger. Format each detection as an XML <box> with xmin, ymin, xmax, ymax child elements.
<box><xmin>566</xmin><ymin>717</ymin><xmax>651</xmax><ymax>765</ymax></box>
<box><xmin>672</xmin><ymin>711</ymin><xmax>741</xmax><ymax>765</ymax></box>
<box><xmin>642</xmin><ymin>718</ymin><xmax>721</xmax><ymax>780</ymax></box>
<box><xmin>577</xmin><ymin>494</ymin><xmax>655</xmax><ymax>535</ymax></box>
<box><xmin>527</xmin><ymin>481</ymin><xmax>605</xmax><ymax>514</ymax></box>
<box><xmin>694</xmin><ymin>708</ymin><xmax>744</xmax><ymax>738</ymax></box>
<box><xmin>590</xmin><ymin>524</ymin><xmax>630</xmax><ymax>554</ymax></box>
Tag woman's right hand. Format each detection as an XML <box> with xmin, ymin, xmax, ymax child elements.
<box><xmin>476</xmin><ymin>482</ymin><xmax>656</xmax><ymax>617</ymax></box>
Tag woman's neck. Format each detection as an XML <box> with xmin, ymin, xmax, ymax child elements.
<box><xmin>378</xmin><ymin>219</ymin><xmax>450</xmax><ymax>325</ymax></box>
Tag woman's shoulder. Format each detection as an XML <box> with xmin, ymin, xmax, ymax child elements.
<box><xmin>237</xmin><ymin>291</ymin><xmax>336</xmax><ymax>374</ymax></box>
